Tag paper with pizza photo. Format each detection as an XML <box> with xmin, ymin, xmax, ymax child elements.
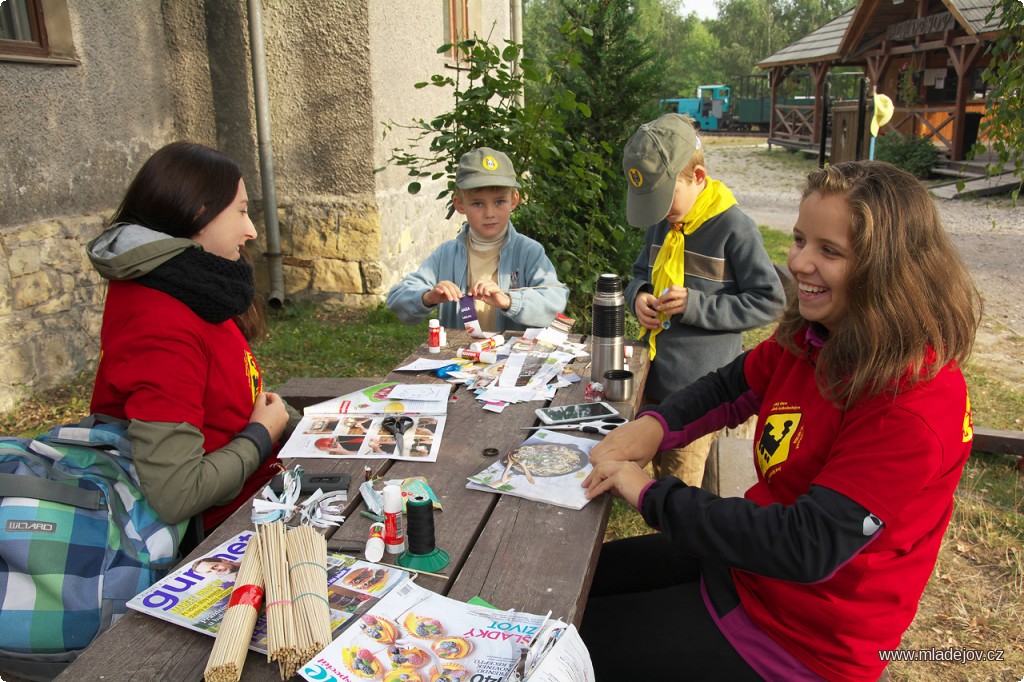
<box><xmin>465</xmin><ymin>429</ymin><xmax>597</xmax><ymax>510</ymax></box>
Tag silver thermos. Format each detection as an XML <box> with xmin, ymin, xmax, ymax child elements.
<box><xmin>591</xmin><ymin>273</ymin><xmax>625</xmax><ymax>382</ymax></box>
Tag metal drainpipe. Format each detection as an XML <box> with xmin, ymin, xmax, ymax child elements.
<box><xmin>510</xmin><ymin>0</ymin><xmax>523</xmax><ymax>107</ymax></box>
<box><xmin>246</xmin><ymin>0</ymin><xmax>285</xmax><ymax>307</ymax></box>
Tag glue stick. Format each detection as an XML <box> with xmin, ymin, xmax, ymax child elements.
<box><xmin>383</xmin><ymin>484</ymin><xmax>405</xmax><ymax>554</ymax></box>
<box><xmin>457</xmin><ymin>348</ymin><xmax>497</xmax><ymax>364</ymax></box>
<box><xmin>469</xmin><ymin>335</ymin><xmax>504</xmax><ymax>352</ymax></box>
<box><xmin>365</xmin><ymin>522</ymin><xmax>385</xmax><ymax>562</ymax></box>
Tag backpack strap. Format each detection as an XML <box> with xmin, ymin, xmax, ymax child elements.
<box><xmin>0</xmin><ymin>472</ymin><xmax>105</xmax><ymax>510</ymax></box>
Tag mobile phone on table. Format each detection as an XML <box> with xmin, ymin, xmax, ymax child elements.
<box><xmin>534</xmin><ymin>402</ymin><xmax>619</xmax><ymax>426</ymax></box>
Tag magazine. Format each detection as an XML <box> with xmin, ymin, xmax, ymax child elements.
<box><xmin>465</xmin><ymin>430</ymin><xmax>596</xmax><ymax>510</ymax></box>
<box><xmin>279</xmin><ymin>413</ymin><xmax>447</xmax><ymax>462</ymax></box>
<box><xmin>278</xmin><ymin>382</ymin><xmax>450</xmax><ymax>461</ymax></box>
<box><xmin>300</xmin><ymin>581</ymin><xmax>554</xmax><ymax>682</ymax></box>
<box><xmin>126</xmin><ymin>530</ymin><xmax>411</xmax><ymax>655</ymax></box>
<box><xmin>301</xmin><ymin>381</ymin><xmax>451</xmax><ymax>416</ymax></box>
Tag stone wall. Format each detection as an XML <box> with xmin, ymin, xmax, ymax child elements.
<box><xmin>0</xmin><ymin>215</ymin><xmax>107</xmax><ymax>409</ymax></box>
<box><xmin>0</xmin><ymin>0</ymin><xmax>511</xmax><ymax>414</ymax></box>
<box><xmin>252</xmin><ymin>195</ymin><xmax>386</xmax><ymax>309</ymax></box>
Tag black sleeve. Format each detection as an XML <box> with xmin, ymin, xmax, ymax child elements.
<box><xmin>644</xmin><ymin>352</ymin><xmax>759</xmax><ymax>448</ymax></box>
<box><xmin>640</xmin><ymin>480</ymin><xmax>884</xmax><ymax>583</ymax></box>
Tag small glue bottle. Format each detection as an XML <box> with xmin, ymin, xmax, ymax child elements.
<box><xmin>457</xmin><ymin>348</ymin><xmax>497</xmax><ymax>364</ymax></box>
<box><xmin>365</xmin><ymin>522</ymin><xmax>385</xmax><ymax>563</ymax></box>
<box><xmin>469</xmin><ymin>334</ymin><xmax>504</xmax><ymax>352</ymax></box>
<box><xmin>428</xmin><ymin>319</ymin><xmax>441</xmax><ymax>353</ymax></box>
<box><xmin>383</xmin><ymin>484</ymin><xmax>406</xmax><ymax>554</ymax></box>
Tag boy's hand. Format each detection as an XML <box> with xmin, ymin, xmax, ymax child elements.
<box><xmin>469</xmin><ymin>280</ymin><xmax>511</xmax><ymax>310</ymax></box>
<box><xmin>656</xmin><ymin>285</ymin><xmax>688</xmax><ymax>318</ymax></box>
<box><xmin>422</xmin><ymin>280</ymin><xmax>462</xmax><ymax>307</ymax></box>
<box><xmin>634</xmin><ymin>292</ymin><xmax>662</xmax><ymax>329</ymax></box>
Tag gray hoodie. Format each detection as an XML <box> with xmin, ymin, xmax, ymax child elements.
<box><xmin>87</xmin><ymin>223</ymin><xmax>199</xmax><ymax>281</ymax></box>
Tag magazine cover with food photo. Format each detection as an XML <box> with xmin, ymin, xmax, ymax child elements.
<box><xmin>300</xmin><ymin>581</ymin><xmax>550</xmax><ymax>682</ymax></box>
<box><xmin>126</xmin><ymin>531</ymin><xmax>411</xmax><ymax>654</ymax></box>
<box><xmin>465</xmin><ymin>429</ymin><xmax>596</xmax><ymax>510</ymax></box>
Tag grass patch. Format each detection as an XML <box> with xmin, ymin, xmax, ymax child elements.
<box><xmin>759</xmin><ymin>224</ymin><xmax>792</xmax><ymax>261</ymax></box>
<box><xmin>257</xmin><ymin>303</ymin><xmax>426</xmax><ymax>388</ymax></box>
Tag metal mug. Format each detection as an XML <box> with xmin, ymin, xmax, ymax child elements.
<box><xmin>602</xmin><ymin>369</ymin><xmax>634</xmax><ymax>403</ymax></box>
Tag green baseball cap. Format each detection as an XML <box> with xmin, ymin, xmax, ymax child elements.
<box><xmin>622</xmin><ymin>114</ymin><xmax>699</xmax><ymax>227</ymax></box>
<box><xmin>456</xmin><ymin>147</ymin><xmax>521</xmax><ymax>190</ymax></box>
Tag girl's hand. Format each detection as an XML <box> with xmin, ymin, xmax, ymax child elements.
<box><xmin>634</xmin><ymin>291</ymin><xmax>661</xmax><ymax>330</ymax></box>
<box><xmin>589</xmin><ymin>415</ymin><xmax>663</xmax><ymax>468</ymax></box>
<box><xmin>250</xmin><ymin>391</ymin><xmax>289</xmax><ymax>441</ymax></box>
<box><xmin>582</xmin><ymin>461</ymin><xmax>651</xmax><ymax>507</ymax></box>
<box><xmin>422</xmin><ymin>280</ymin><xmax>463</xmax><ymax>306</ymax></box>
<box><xmin>469</xmin><ymin>280</ymin><xmax>511</xmax><ymax>310</ymax></box>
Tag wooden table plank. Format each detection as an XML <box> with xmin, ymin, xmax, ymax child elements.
<box><xmin>322</xmin><ymin>331</ymin><xmax>547</xmax><ymax>587</ymax></box>
<box><xmin>446</xmin><ymin>340</ymin><xmax>650</xmax><ymax>622</ymax></box>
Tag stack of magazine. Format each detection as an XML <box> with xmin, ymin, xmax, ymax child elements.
<box><xmin>129</xmin><ymin>530</ymin><xmax>596</xmax><ymax>680</ymax></box>
<box><xmin>126</xmin><ymin>531</ymin><xmax>410</xmax><ymax>654</ymax></box>
<box><xmin>299</xmin><ymin>581</ymin><xmax>594</xmax><ymax>682</ymax></box>
<box><xmin>277</xmin><ymin>382</ymin><xmax>449</xmax><ymax>462</ymax></box>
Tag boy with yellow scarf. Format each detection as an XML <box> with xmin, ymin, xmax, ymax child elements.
<box><xmin>623</xmin><ymin>114</ymin><xmax>784</xmax><ymax>486</ymax></box>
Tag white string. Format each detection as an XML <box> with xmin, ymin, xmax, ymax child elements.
<box><xmin>251</xmin><ymin>465</ymin><xmax>304</xmax><ymax>523</ymax></box>
<box><xmin>298</xmin><ymin>490</ymin><xmax>348</xmax><ymax>528</ymax></box>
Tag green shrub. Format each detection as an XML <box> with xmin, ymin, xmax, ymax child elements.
<box><xmin>874</xmin><ymin>132</ymin><xmax>939</xmax><ymax>178</ymax></box>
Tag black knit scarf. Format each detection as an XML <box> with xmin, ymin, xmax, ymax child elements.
<box><xmin>136</xmin><ymin>247</ymin><xmax>254</xmax><ymax>324</ymax></box>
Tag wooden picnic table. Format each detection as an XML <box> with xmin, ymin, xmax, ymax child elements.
<box><xmin>55</xmin><ymin>329</ymin><xmax>649</xmax><ymax>681</ymax></box>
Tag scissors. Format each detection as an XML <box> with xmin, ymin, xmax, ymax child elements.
<box><xmin>380</xmin><ymin>416</ymin><xmax>413</xmax><ymax>456</ymax></box>
<box><xmin>523</xmin><ymin>417</ymin><xmax>627</xmax><ymax>436</ymax></box>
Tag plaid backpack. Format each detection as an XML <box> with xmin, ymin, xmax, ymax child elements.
<box><xmin>0</xmin><ymin>418</ymin><xmax>187</xmax><ymax>680</ymax></box>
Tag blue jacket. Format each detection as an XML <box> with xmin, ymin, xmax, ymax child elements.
<box><xmin>386</xmin><ymin>223</ymin><xmax>568</xmax><ymax>333</ymax></box>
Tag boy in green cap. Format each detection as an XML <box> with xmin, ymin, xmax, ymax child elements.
<box><xmin>623</xmin><ymin>114</ymin><xmax>784</xmax><ymax>486</ymax></box>
<box><xmin>387</xmin><ymin>147</ymin><xmax>567</xmax><ymax>333</ymax></box>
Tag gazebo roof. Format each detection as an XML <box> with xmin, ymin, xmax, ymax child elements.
<box><xmin>757</xmin><ymin>8</ymin><xmax>853</xmax><ymax>68</ymax></box>
<box><xmin>757</xmin><ymin>0</ymin><xmax>1003</xmax><ymax>70</ymax></box>
<box><xmin>945</xmin><ymin>0</ymin><xmax>1003</xmax><ymax>34</ymax></box>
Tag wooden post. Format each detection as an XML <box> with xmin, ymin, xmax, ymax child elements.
<box><xmin>947</xmin><ymin>40</ymin><xmax>983</xmax><ymax>161</ymax></box>
<box><xmin>810</xmin><ymin>62</ymin><xmax>830</xmax><ymax>146</ymax></box>
<box><xmin>855</xmin><ymin>77</ymin><xmax>868</xmax><ymax>161</ymax></box>
<box><xmin>768</xmin><ymin>66</ymin><xmax>789</xmax><ymax>150</ymax></box>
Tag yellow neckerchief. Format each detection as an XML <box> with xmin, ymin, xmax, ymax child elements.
<box><xmin>647</xmin><ymin>177</ymin><xmax>737</xmax><ymax>360</ymax></box>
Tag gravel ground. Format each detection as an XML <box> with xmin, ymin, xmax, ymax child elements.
<box><xmin>708</xmin><ymin>141</ymin><xmax>1024</xmax><ymax>381</ymax></box>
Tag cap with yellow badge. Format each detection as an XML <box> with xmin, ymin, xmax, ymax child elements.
<box><xmin>455</xmin><ymin>147</ymin><xmax>522</xmax><ymax>190</ymax></box>
<box><xmin>622</xmin><ymin>113</ymin><xmax>700</xmax><ymax>228</ymax></box>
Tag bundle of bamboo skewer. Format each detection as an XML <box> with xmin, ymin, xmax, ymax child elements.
<box><xmin>286</xmin><ymin>525</ymin><xmax>332</xmax><ymax>667</ymax></box>
<box><xmin>204</xmin><ymin>533</ymin><xmax>265</xmax><ymax>682</ymax></box>
<box><xmin>258</xmin><ymin>521</ymin><xmax>299</xmax><ymax>678</ymax></box>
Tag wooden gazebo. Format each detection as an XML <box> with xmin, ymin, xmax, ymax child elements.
<box><xmin>758</xmin><ymin>0</ymin><xmax>1004</xmax><ymax>161</ymax></box>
